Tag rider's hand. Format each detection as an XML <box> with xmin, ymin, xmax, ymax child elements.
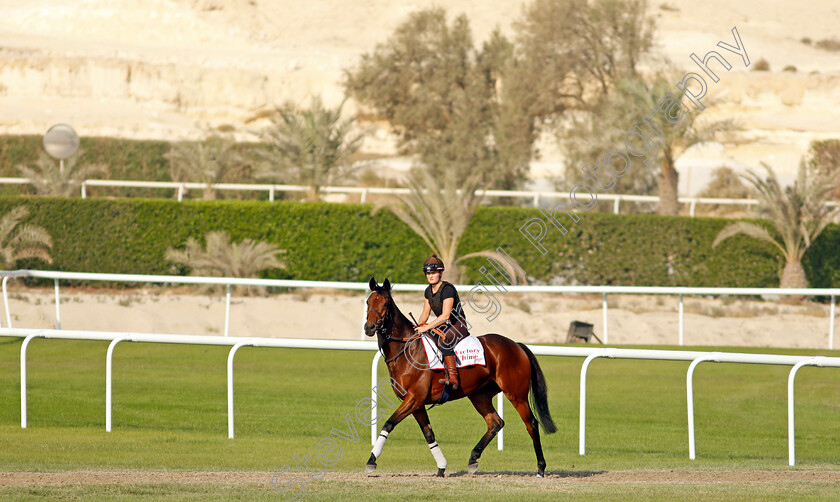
<box><xmin>414</xmin><ymin>323</ymin><xmax>429</xmax><ymax>333</ymax></box>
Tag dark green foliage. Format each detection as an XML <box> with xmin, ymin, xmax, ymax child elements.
<box><xmin>803</xmin><ymin>223</ymin><xmax>840</xmax><ymax>290</ymax></box>
<box><xmin>0</xmin><ymin>135</ymin><xmax>266</xmax><ymax>199</ymax></box>
<box><xmin>459</xmin><ymin>209</ymin><xmax>783</xmax><ymax>287</ymax></box>
<box><xmin>3</xmin><ymin>197</ymin><xmax>838</xmax><ymax>288</ymax></box>
<box><xmin>514</xmin><ymin>0</ymin><xmax>655</xmax><ymax>113</ymax></box>
<box><xmin>0</xmin><ymin>135</ymin><xmax>170</xmax><ymax>179</ymax></box>
<box><xmin>808</xmin><ymin>139</ymin><xmax>840</xmax><ymax>200</ymax></box>
<box><xmin>0</xmin><ymin>198</ymin><xmax>429</xmax><ymax>283</ymax></box>
<box><xmin>344</xmin><ymin>8</ymin><xmax>536</xmax><ymax>190</ymax></box>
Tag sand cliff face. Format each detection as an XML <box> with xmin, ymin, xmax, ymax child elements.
<box><xmin>1</xmin><ymin>0</ymin><xmax>839</xmax><ymax>185</ymax></box>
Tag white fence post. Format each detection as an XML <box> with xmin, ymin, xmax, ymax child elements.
<box><xmin>678</xmin><ymin>294</ymin><xmax>684</xmax><ymax>346</ymax></box>
<box><xmin>227</xmin><ymin>341</ymin><xmax>253</xmax><ymax>439</ymax></box>
<box><xmin>579</xmin><ymin>349</ymin><xmax>613</xmax><ymax>455</ymax></box>
<box><xmin>788</xmin><ymin>357</ymin><xmax>825</xmax><ymax>466</ymax></box>
<box><xmin>686</xmin><ymin>353</ymin><xmax>720</xmax><ymax>459</ymax></box>
<box><xmin>224</xmin><ymin>285</ymin><xmax>232</xmax><ymax>337</ymax></box>
<box><xmin>106</xmin><ymin>336</ymin><xmax>132</xmax><ymax>432</ymax></box>
<box><xmin>602</xmin><ymin>293</ymin><xmax>608</xmax><ymax>344</ymax></box>
<box><xmin>20</xmin><ymin>333</ymin><xmax>46</xmax><ymax>428</ymax></box>
<box><xmin>2</xmin><ymin>276</ymin><xmax>10</xmax><ymax>328</ymax></box>
<box><xmin>830</xmin><ymin>296</ymin><xmax>836</xmax><ymax>351</ymax></box>
<box><xmin>497</xmin><ymin>392</ymin><xmax>504</xmax><ymax>450</ymax></box>
<box><xmin>54</xmin><ymin>279</ymin><xmax>61</xmax><ymax>330</ymax></box>
<box><xmin>371</xmin><ymin>351</ymin><xmax>383</xmax><ymax>446</ymax></box>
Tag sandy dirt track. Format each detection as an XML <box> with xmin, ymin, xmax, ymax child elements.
<box><xmin>3</xmin><ymin>469</ymin><xmax>840</xmax><ymax>487</ymax></box>
<box><xmin>4</xmin><ymin>287</ymin><xmax>838</xmax><ymax>350</ymax></box>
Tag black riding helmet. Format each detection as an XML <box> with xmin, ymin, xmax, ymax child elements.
<box><xmin>423</xmin><ymin>254</ymin><xmax>445</xmax><ymax>273</ymax></box>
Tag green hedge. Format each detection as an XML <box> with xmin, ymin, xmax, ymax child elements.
<box><xmin>0</xmin><ymin>197</ymin><xmax>837</xmax><ymax>288</ymax></box>
<box><xmin>459</xmin><ymin>209</ymin><xmax>783</xmax><ymax>287</ymax></box>
<box><xmin>0</xmin><ymin>135</ymin><xmax>269</xmax><ymax>199</ymax></box>
<box><xmin>0</xmin><ymin>135</ymin><xmax>171</xmax><ymax>179</ymax></box>
<box><xmin>0</xmin><ymin>198</ymin><xmax>429</xmax><ymax>283</ymax></box>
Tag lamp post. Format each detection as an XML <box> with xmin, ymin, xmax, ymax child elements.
<box><xmin>43</xmin><ymin>124</ymin><xmax>80</xmax><ymax>173</ymax></box>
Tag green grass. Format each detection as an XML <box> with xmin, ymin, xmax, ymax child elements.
<box><xmin>2</xmin><ymin>336</ymin><xmax>840</xmax><ymax>500</ymax></box>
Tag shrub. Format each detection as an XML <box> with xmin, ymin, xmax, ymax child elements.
<box><xmin>752</xmin><ymin>58</ymin><xmax>770</xmax><ymax>71</ymax></box>
<box><xmin>815</xmin><ymin>39</ymin><xmax>840</xmax><ymax>52</ymax></box>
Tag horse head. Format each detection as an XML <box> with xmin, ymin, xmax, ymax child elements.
<box><xmin>365</xmin><ymin>277</ymin><xmax>392</xmax><ymax>338</ymax></box>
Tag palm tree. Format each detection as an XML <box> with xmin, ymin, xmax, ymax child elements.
<box><xmin>164</xmin><ymin>135</ymin><xmax>246</xmax><ymax>200</ymax></box>
<box><xmin>383</xmin><ymin>167</ymin><xmax>525</xmax><ymax>284</ymax></box>
<box><xmin>0</xmin><ymin>206</ymin><xmax>53</xmax><ymax>269</ymax></box>
<box><xmin>18</xmin><ymin>152</ymin><xmax>107</xmax><ymax>197</ymax></box>
<box><xmin>712</xmin><ymin>162</ymin><xmax>840</xmax><ymax>289</ymax></box>
<box><xmin>614</xmin><ymin>75</ymin><xmax>735</xmax><ymax>216</ymax></box>
<box><xmin>165</xmin><ymin>231</ymin><xmax>285</xmax><ymax>295</ymax></box>
<box><xmin>256</xmin><ymin>97</ymin><xmax>364</xmax><ymax>201</ymax></box>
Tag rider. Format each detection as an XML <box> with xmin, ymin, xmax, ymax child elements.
<box><xmin>415</xmin><ymin>254</ymin><xmax>469</xmax><ymax>391</ymax></box>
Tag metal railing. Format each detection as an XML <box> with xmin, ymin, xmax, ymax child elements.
<box><xmin>2</xmin><ymin>177</ymin><xmax>837</xmax><ymax>216</ymax></box>
<box><xmin>0</xmin><ymin>270</ymin><xmax>837</xmax><ymax>349</ymax></box>
<box><xmin>369</xmin><ymin>344</ymin><xmax>839</xmax><ymax>466</ymax></box>
<box><xmin>6</xmin><ymin>327</ymin><xmax>837</xmax><ymax>466</ymax></box>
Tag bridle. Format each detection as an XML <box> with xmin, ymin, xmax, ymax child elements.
<box><xmin>367</xmin><ymin>297</ymin><xmax>391</xmax><ymax>339</ymax></box>
<box><xmin>367</xmin><ymin>293</ymin><xmax>422</xmax><ymax>364</ymax></box>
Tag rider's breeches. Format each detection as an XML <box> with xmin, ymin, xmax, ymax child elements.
<box><xmin>437</xmin><ymin>319</ymin><xmax>468</xmax><ymax>356</ymax></box>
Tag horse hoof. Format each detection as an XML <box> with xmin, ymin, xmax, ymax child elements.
<box><xmin>468</xmin><ymin>462</ymin><xmax>478</xmax><ymax>474</ymax></box>
<box><xmin>537</xmin><ymin>470</ymin><xmax>545</xmax><ymax>478</ymax></box>
<box><xmin>436</xmin><ymin>468</ymin><xmax>445</xmax><ymax>477</ymax></box>
<box><xmin>365</xmin><ymin>463</ymin><xmax>377</xmax><ymax>474</ymax></box>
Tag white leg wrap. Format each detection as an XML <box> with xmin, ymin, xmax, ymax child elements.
<box><xmin>429</xmin><ymin>441</ymin><xmax>447</xmax><ymax>470</ymax></box>
<box><xmin>372</xmin><ymin>430</ymin><xmax>389</xmax><ymax>458</ymax></box>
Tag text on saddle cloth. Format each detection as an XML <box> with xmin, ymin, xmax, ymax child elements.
<box><xmin>421</xmin><ymin>335</ymin><xmax>486</xmax><ymax>370</ymax></box>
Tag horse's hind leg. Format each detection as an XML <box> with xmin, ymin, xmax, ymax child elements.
<box><xmin>508</xmin><ymin>396</ymin><xmax>547</xmax><ymax>477</ymax></box>
<box><xmin>466</xmin><ymin>386</ymin><xmax>505</xmax><ymax>474</ymax></box>
<box><xmin>413</xmin><ymin>408</ymin><xmax>447</xmax><ymax>477</ymax></box>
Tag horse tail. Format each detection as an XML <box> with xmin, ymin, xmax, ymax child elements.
<box><xmin>518</xmin><ymin>342</ymin><xmax>557</xmax><ymax>434</ymax></box>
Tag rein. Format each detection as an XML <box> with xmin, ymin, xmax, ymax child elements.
<box><xmin>370</xmin><ymin>299</ymin><xmax>424</xmax><ymax>364</ymax></box>
<box><xmin>384</xmin><ymin>333</ymin><xmax>425</xmax><ymax>364</ymax></box>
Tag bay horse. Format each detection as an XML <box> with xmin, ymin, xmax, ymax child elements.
<box><xmin>364</xmin><ymin>278</ymin><xmax>556</xmax><ymax>477</ymax></box>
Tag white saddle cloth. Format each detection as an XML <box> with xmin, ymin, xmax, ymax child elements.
<box><xmin>421</xmin><ymin>335</ymin><xmax>486</xmax><ymax>370</ymax></box>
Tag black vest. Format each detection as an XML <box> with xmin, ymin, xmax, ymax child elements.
<box><xmin>424</xmin><ymin>281</ymin><xmax>466</xmax><ymax>322</ymax></box>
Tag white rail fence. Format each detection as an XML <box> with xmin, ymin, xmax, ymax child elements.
<box><xmin>0</xmin><ymin>270</ymin><xmax>838</xmax><ymax>349</ymax></box>
<box><xmin>4</xmin><ymin>327</ymin><xmax>838</xmax><ymax>466</ymax></box>
<box><xmin>3</xmin><ymin>177</ymin><xmax>838</xmax><ymax>216</ymax></box>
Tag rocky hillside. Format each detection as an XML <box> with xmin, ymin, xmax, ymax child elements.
<box><xmin>1</xmin><ymin>0</ymin><xmax>839</xmax><ymax>190</ymax></box>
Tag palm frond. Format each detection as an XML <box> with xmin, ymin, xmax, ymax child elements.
<box><xmin>454</xmin><ymin>250</ymin><xmax>526</xmax><ymax>284</ymax></box>
<box><xmin>383</xmin><ymin>164</ymin><xmax>490</xmax><ymax>282</ymax></box>
<box><xmin>714</xmin><ymin>160</ymin><xmax>839</xmax><ymax>287</ymax></box>
<box><xmin>712</xmin><ymin>221</ymin><xmax>786</xmax><ymax>258</ymax></box>
<box><xmin>256</xmin><ymin>97</ymin><xmax>363</xmax><ymax>198</ymax></box>
<box><xmin>18</xmin><ymin>151</ymin><xmax>107</xmax><ymax>197</ymax></box>
<box><xmin>165</xmin><ymin>231</ymin><xmax>285</xmax><ymax>295</ymax></box>
<box><xmin>0</xmin><ymin>206</ymin><xmax>53</xmax><ymax>269</ymax></box>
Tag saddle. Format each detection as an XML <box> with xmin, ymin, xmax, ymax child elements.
<box><xmin>420</xmin><ymin>334</ymin><xmax>486</xmax><ymax>369</ymax></box>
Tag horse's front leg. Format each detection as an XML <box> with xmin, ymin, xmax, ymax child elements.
<box><xmin>413</xmin><ymin>408</ymin><xmax>447</xmax><ymax>477</ymax></box>
<box><xmin>365</xmin><ymin>397</ymin><xmax>421</xmax><ymax>474</ymax></box>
